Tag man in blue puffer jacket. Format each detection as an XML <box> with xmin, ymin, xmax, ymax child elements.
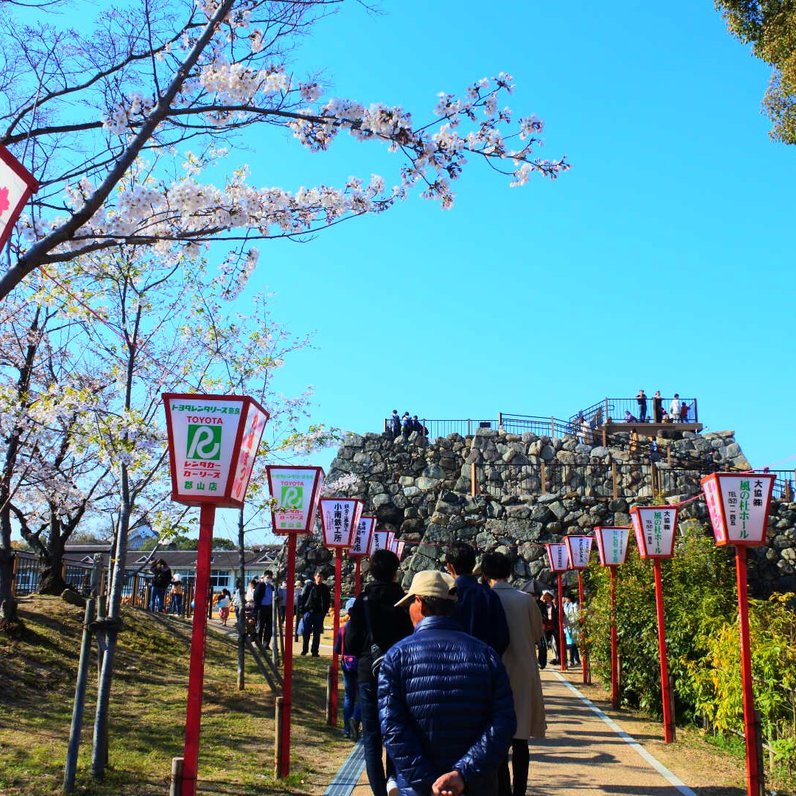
<box><xmin>378</xmin><ymin>570</ymin><xmax>516</xmax><ymax>796</ymax></box>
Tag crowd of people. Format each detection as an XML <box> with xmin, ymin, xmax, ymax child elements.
<box><xmin>387</xmin><ymin>409</ymin><xmax>429</xmax><ymax>440</ymax></box>
<box><xmin>629</xmin><ymin>389</ymin><xmax>693</xmax><ymax>424</ymax></box>
<box><xmin>333</xmin><ymin>543</ymin><xmax>582</xmax><ymax>796</ymax></box>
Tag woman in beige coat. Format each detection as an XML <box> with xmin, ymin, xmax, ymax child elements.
<box><xmin>481</xmin><ymin>551</ymin><xmax>546</xmax><ymax>796</ymax></box>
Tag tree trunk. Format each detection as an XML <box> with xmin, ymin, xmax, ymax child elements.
<box><xmin>0</xmin><ymin>543</ymin><xmax>19</xmax><ymax>631</ymax></box>
<box><xmin>38</xmin><ymin>566</ymin><xmax>69</xmax><ymax>595</ymax></box>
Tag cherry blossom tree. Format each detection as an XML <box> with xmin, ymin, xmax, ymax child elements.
<box><xmin>0</xmin><ymin>0</ymin><xmax>568</xmax><ymax>301</ymax></box>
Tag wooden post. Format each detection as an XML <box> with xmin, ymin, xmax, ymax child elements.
<box><xmin>274</xmin><ymin>697</ymin><xmax>284</xmax><ymax>778</ymax></box>
<box><xmin>612</xmin><ymin>463</ymin><xmax>618</xmax><ymax>500</ymax></box>
<box><xmin>169</xmin><ymin>757</ymin><xmax>184</xmax><ymax>796</ymax></box>
<box><xmin>550</xmin><ymin>416</ymin><xmax>555</xmax><ymax>438</ymax></box>
<box><xmin>470</xmin><ymin>462</ymin><xmax>477</xmax><ymax>497</ymax></box>
<box><xmin>498</xmin><ymin>411</ymin><xmax>503</xmax><ymax>430</ymax></box>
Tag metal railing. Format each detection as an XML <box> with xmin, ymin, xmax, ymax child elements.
<box><xmin>384</xmin><ymin>418</ymin><xmax>498</xmax><ymax>440</ymax></box>
<box><xmin>570</xmin><ymin>397</ymin><xmax>700</xmax><ymax>426</ymax></box>
<box><xmin>499</xmin><ymin>413</ymin><xmax>574</xmax><ymax>438</ymax></box>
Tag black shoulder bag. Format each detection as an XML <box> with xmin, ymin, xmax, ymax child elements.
<box><xmin>362</xmin><ymin>595</ymin><xmax>386</xmax><ymax>678</ymax></box>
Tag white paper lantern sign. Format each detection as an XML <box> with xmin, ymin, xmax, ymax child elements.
<box><xmin>0</xmin><ymin>144</ymin><xmax>38</xmax><ymax>252</ymax></box>
<box><xmin>701</xmin><ymin>472</ymin><xmax>776</xmax><ymax>547</ymax></box>
<box><xmin>386</xmin><ymin>531</ymin><xmax>396</xmax><ymax>553</ymax></box>
<box><xmin>630</xmin><ymin>506</ymin><xmax>679</xmax><ymax>558</ymax></box>
<box><xmin>349</xmin><ymin>516</ymin><xmax>375</xmax><ymax>559</ymax></box>
<box><xmin>565</xmin><ymin>535</ymin><xmax>593</xmax><ymax>570</ymax></box>
<box><xmin>163</xmin><ymin>393</ymin><xmax>269</xmax><ymax>508</ymax></box>
<box><xmin>594</xmin><ymin>527</ymin><xmax>630</xmax><ymax>567</ymax></box>
<box><xmin>546</xmin><ymin>542</ymin><xmax>570</xmax><ymax>573</ymax></box>
<box><xmin>395</xmin><ymin>540</ymin><xmax>406</xmax><ymax>559</ymax></box>
<box><xmin>265</xmin><ymin>465</ymin><xmax>325</xmax><ymax>534</ymax></box>
<box><xmin>319</xmin><ymin>498</ymin><xmax>363</xmax><ymax>549</ymax></box>
<box><xmin>368</xmin><ymin>530</ymin><xmax>391</xmax><ymax>556</ymax></box>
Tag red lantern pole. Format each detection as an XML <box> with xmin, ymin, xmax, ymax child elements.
<box><xmin>278</xmin><ymin>534</ymin><xmax>298</xmax><ymax>777</ymax></box>
<box><xmin>354</xmin><ymin>558</ymin><xmax>362</xmax><ymax>594</ymax></box>
<box><xmin>577</xmin><ymin>571</ymin><xmax>589</xmax><ymax>684</ymax></box>
<box><xmin>329</xmin><ymin>548</ymin><xmax>343</xmax><ymax>727</ymax></box>
<box><xmin>735</xmin><ymin>546</ymin><xmax>762</xmax><ymax>796</ymax></box>
<box><xmin>556</xmin><ymin>573</ymin><xmax>567</xmax><ymax>671</ymax></box>
<box><xmin>181</xmin><ymin>503</ymin><xmax>216</xmax><ymax>796</ymax></box>
<box><xmin>653</xmin><ymin>559</ymin><xmax>674</xmax><ymax>743</ymax></box>
<box><xmin>609</xmin><ymin>566</ymin><xmax>619</xmax><ymax>709</ymax></box>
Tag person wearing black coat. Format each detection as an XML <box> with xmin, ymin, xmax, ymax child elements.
<box><xmin>299</xmin><ymin>571</ymin><xmax>331</xmax><ymax>656</ymax></box>
<box><xmin>344</xmin><ymin>549</ymin><xmax>413</xmax><ymax>796</ymax></box>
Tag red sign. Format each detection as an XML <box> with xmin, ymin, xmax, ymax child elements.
<box><xmin>594</xmin><ymin>527</ymin><xmax>630</xmax><ymax>566</ymax></box>
<box><xmin>701</xmin><ymin>473</ymin><xmax>776</xmax><ymax>547</ymax></box>
<box><xmin>265</xmin><ymin>466</ymin><xmax>324</xmax><ymax>534</ymax></box>
<box><xmin>163</xmin><ymin>393</ymin><xmax>268</xmax><ymax>508</ymax></box>
<box><xmin>349</xmin><ymin>516</ymin><xmax>375</xmax><ymax>558</ymax></box>
<box><xmin>565</xmin><ymin>535</ymin><xmax>593</xmax><ymax>569</ymax></box>
<box><xmin>0</xmin><ymin>144</ymin><xmax>38</xmax><ymax>253</ymax></box>
<box><xmin>546</xmin><ymin>542</ymin><xmax>569</xmax><ymax>573</ymax></box>
<box><xmin>369</xmin><ymin>530</ymin><xmax>390</xmax><ymax>556</ymax></box>
<box><xmin>319</xmin><ymin>498</ymin><xmax>364</xmax><ymax>549</ymax></box>
<box><xmin>630</xmin><ymin>505</ymin><xmax>679</xmax><ymax>558</ymax></box>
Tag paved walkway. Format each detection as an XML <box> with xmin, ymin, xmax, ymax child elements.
<box><xmin>325</xmin><ymin>668</ymin><xmax>700</xmax><ymax>796</ymax></box>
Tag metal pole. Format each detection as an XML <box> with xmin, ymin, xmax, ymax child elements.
<box><xmin>63</xmin><ymin>596</ymin><xmax>96</xmax><ymax>793</ymax></box>
<box><xmin>736</xmin><ymin>546</ymin><xmax>764</xmax><ymax>796</ymax></box>
<box><xmin>578</xmin><ymin>572</ymin><xmax>589</xmax><ymax>684</ymax></box>
<box><xmin>610</xmin><ymin>567</ymin><xmax>619</xmax><ymax>709</ymax></box>
<box><xmin>278</xmin><ymin>534</ymin><xmax>298</xmax><ymax>777</ymax></box>
<box><xmin>653</xmin><ymin>559</ymin><xmax>675</xmax><ymax>743</ymax></box>
<box><xmin>328</xmin><ymin>549</ymin><xmax>342</xmax><ymax>727</ymax></box>
<box><xmin>180</xmin><ymin>503</ymin><xmax>216</xmax><ymax>796</ymax></box>
<box><xmin>557</xmin><ymin>574</ymin><xmax>566</xmax><ymax>671</ymax></box>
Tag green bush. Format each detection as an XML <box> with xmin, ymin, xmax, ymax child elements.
<box><xmin>585</xmin><ymin>520</ymin><xmax>796</xmax><ymax>789</ymax></box>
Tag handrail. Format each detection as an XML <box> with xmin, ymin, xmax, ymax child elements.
<box><xmin>570</xmin><ymin>397</ymin><xmax>700</xmax><ymax>425</ymax></box>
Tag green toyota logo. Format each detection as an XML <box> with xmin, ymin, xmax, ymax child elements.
<box><xmin>186</xmin><ymin>425</ymin><xmax>222</xmax><ymax>460</ymax></box>
<box><xmin>280</xmin><ymin>484</ymin><xmax>303</xmax><ymax>508</ymax></box>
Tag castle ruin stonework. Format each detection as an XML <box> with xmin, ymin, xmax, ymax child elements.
<box><xmin>291</xmin><ymin>428</ymin><xmax>796</xmax><ymax>597</ymax></box>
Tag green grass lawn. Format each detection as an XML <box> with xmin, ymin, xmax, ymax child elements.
<box><xmin>0</xmin><ymin>596</ymin><xmax>353</xmax><ymax>795</ymax></box>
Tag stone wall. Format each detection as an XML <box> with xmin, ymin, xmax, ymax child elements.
<box><xmin>292</xmin><ymin>428</ymin><xmax>795</xmax><ymax>597</ymax></box>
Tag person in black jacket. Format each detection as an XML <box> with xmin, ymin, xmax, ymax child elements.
<box><xmin>445</xmin><ymin>542</ymin><xmax>510</xmax><ymax>655</ymax></box>
<box><xmin>344</xmin><ymin>549</ymin><xmax>413</xmax><ymax>796</ymax></box>
<box><xmin>149</xmin><ymin>558</ymin><xmax>172</xmax><ymax>613</ymax></box>
<box><xmin>300</xmin><ymin>570</ymin><xmax>331</xmax><ymax>656</ymax></box>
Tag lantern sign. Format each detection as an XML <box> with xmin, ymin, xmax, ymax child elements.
<box><xmin>546</xmin><ymin>542</ymin><xmax>569</xmax><ymax>573</ymax></box>
<box><xmin>163</xmin><ymin>393</ymin><xmax>269</xmax><ymax>508</ymax></box>
<box><xmin>319</xmin><ymin>498</ymin><xmax>364</xmax><ymax>549</ymax></box>
<box><xmin>396</xmin><ymin>540</ymin><xmax>406</xmax><ymax>559</ymax></box>
<box><xmin>369</xmin><ymin>530</ymin><xmax>390</xmax><ymax>556</ymax></box>
<box><xmin>701</xmin><ymin>473</ymin><xmax>776</xmax><ymax>547</ymax></box>
<box><xmin>349</xmin><ymin>516</ymin><xmax>375</xmax><ymax>558</ymax></box>
<box><xmin>0</xmin><ymin>144</ymin><xmax>38</xmax><ymax>252</ymax></box>
<box><xmin>630</xmin><ymin>505</ymin><xmax>679</xmax><ymax>558</ymax></box>
<box><xmin>565</xmin><ymin>535</ymin><xmax>593</xmax><ymax>569</ymax></box>
<box><xmin>265</xmin><ymin>465</ymin><xmax>324</xmax><ymax>534</ymax></box>
<box><xmin>594</xmin><ymin>527</ymin><xmax>630</xmax><ymax>567</ymax></box>
<box><xmin>386</xmin><ymin>531</ymin><xmax>396</xmax><ymax>553</ymax></box>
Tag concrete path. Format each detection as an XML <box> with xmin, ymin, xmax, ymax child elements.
<box><xmin>325</xmin><ymin>667</ymin><xmax>700</xmax><ymax>796</ymax></box>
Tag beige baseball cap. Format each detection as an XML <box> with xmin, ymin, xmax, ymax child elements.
<box><xmin>395</xmin><ymin>570</ymin><xmax>457</xmax><ymax>607</ymax></box>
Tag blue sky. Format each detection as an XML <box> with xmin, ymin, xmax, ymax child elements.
<box><xmin>236</xmin><ymin>0</ymin><xmax>794</xmax><ymax>504</ymax></box>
